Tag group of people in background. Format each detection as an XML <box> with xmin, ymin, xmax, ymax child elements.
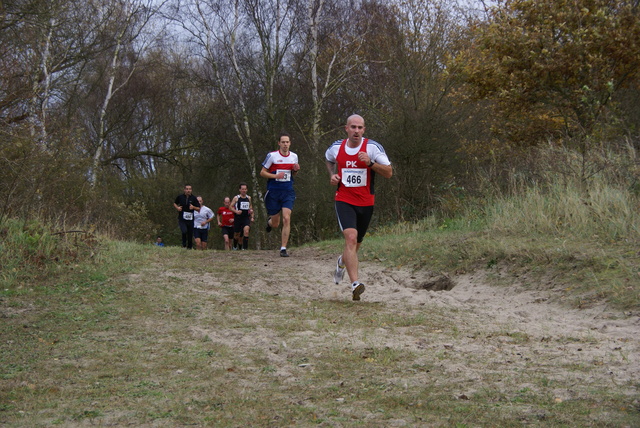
<box><xmin>169</xmin><ymin>132</ymin><xmax>299</xmax><ymax>255</ymax></box>
<box><xmin>171</xmin><ymin>183</ymin><xmax>253</xmax><ymax>251</ymax></box>
<box><xmin>165</xmin><ymin>115</ymin><xmax>393</xmax><ymax>301</ymax></box>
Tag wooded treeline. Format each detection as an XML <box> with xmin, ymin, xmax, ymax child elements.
<box><xmin>2</xmin><ymin>0</ymin><xmax>639</xmax><ymax>247</ymax></box>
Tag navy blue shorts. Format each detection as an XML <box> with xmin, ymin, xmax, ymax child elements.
<box><xmin>335</xmin><ymin>201</ymin><xmax>374</xmax><ymax>243</ymax></box>
<box><xmin>265</xmin><ymin>189</ymin><xmax>296</xmax><ymax>216</ymax></box>
<box><xmin>193</xmin><ymin>228</ymin><xmax>209</xmax><ymax>242</ymax></box>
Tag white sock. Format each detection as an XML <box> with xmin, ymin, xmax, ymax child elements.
<box><xmin>351</xmin><ymin>281</ymin><xmax>360</xmax><ymax>289</ymax></box>
<box><xmin>280</xmin><ymin>246</ymin><xmax>286</xmax><ymax>251</ymax></box>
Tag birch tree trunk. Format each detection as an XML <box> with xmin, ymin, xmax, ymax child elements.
<box><xmin>29</xmin><ymin>17</ymin><xmax>55</xmax><ymax>143</ymax></box>
<box><xmin>89</xmin><ymin>0</ymin><xmax>158</xmax><ymax>187</ymax></box>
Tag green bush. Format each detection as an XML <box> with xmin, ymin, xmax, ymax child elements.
<box><xmin>0</xmin><ymin>218</ymin><xmax>99</xmax><ymax>289</ymax></box>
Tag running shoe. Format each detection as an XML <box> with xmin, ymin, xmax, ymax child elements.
<box><xmin>333</xmin><ymin>256</ymin><xmax>346</xmax><ymax>284</ymax></box>
<box><xmin>266</xmin><ymin>217</ymin><xmax>272</xmax><ymax>233</ymax></box>
<box><xmin>280</xmin><ymin>249</ymin><xmax>289</xmax><ymax>257</ymax></box>
<box><xmin>352</xmin><ymin>282</ymin><xmax>365</xmax><ymax>301</ymax></box>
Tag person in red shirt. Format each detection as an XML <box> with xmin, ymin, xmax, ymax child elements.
<box><xmin>216</xmin><ymin>196</ymin><xmax>235</xmax><ymax>250</ymax></box>
<box><xmin>325</xmin><ymin>114</ymin><xmax>393</xmax><ymax>301</ymax></box>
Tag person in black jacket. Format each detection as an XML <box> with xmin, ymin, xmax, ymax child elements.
<box><xmin>173</xmin><ymin>184</ymin><xmax>201</xmax><ymax>249</ymax></box>
<box><xmin>229</xmin><ymin>182</ymin><xmax>254</xmax><ymax>250</ymax></box>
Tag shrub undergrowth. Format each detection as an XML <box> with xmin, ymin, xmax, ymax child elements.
<box><xmin>365</xmin><ymin>144</ymin><xmax>640</xmax><ymax>310</ymax></box>
<box><xmin>0</xmin><ymin>217</ymin><xmax>148</xmax><ymax>291</ymax></box>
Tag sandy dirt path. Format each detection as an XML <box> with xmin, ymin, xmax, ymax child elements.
<box><xmin>185</xmin><ymin>246</ymin><xmax>640</xmax><ymax>406</ymax></box>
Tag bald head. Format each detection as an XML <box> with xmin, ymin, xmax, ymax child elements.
<box><xmin>345</xmin><ymin>114</ymin><xmax>366</xmax><ymax>146</ymax></box>
<box><xmin>346</xmin><ymin>114</ymin><xmax>365</xmax><ymax>126</ymax></box>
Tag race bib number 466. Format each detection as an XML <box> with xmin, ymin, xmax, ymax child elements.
<box><xmin>341</xmin><ymin>168</ymin><xmax>367</xmax><ymax>187</ymax></box>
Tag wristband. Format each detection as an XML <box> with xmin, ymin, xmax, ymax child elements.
<box><xmin>368</xmin><ymin>160</ymin><xmax>374</xmax><ymax>167</ymax></box>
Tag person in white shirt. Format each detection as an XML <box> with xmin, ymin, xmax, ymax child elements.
<box><xmin>193</xmin><ymin>196</ymin><xmax>215</xmax><ymax>250</ymax></box>
<box><xmin>261</xmin><ymin>132</ymin><xmax>300</xmax><ymax>257</ymax></box>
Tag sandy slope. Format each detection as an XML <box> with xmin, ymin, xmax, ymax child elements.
<box><xmin>185</xmin><ymin>246</ymin><xmax>640</xmax><ymax>404</ymax></box>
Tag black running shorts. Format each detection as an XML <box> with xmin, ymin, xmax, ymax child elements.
<box><xmin>334</xmin><ymin>201</ymin><xmax>374</xmax><ymax>243</ymax></box>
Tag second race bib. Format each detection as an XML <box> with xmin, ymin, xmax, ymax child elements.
<box><xmin>276</xmin><ymin>169</ymin><xmax>291</xmax><ymax>182</ymax></box>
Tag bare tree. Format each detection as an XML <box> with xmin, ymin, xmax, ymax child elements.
<box><xmin>89</xmin><ymin>0</ymin><xmax>165</xmax><ymax>186</ymax></box>
<box><xmin>304</xmin><ymin>0</ymin><xmax>366</xmax><ymax>161</ymax></box>
<box><xmin>0</xmin><ymin>0</ymin><xmax>127</xmax><ymax>220</ymax></box>
<box><xmin>1</xmin><ymin>0</ymin><xmax>109</xmax><ymax>139</ymax></box>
